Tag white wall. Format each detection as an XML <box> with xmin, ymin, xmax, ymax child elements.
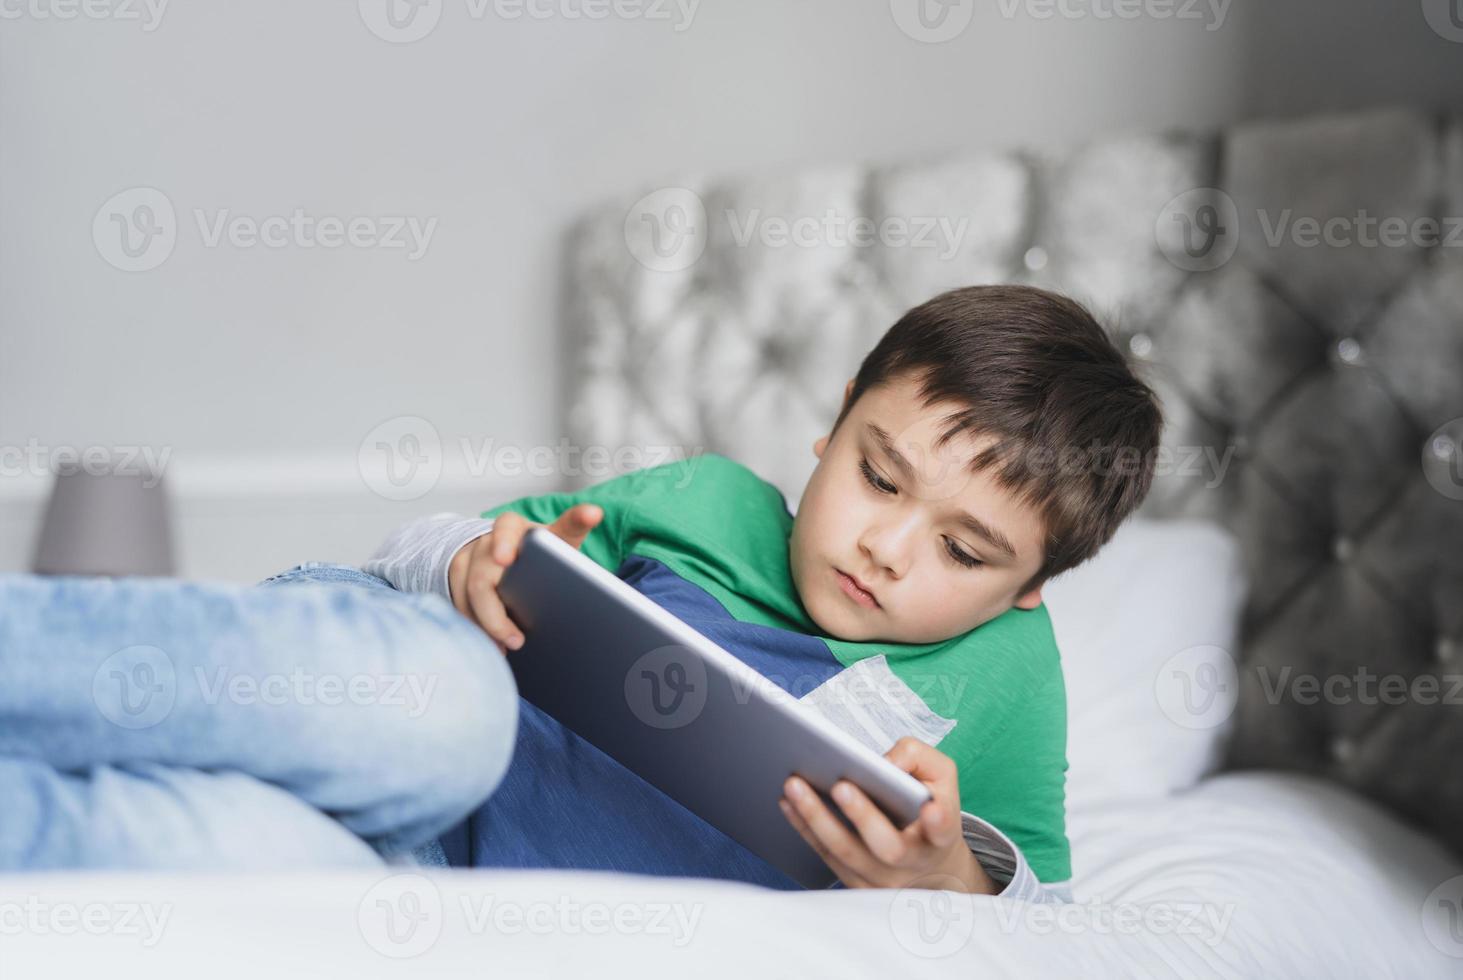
<box><xmin>3</xmin><ymin>0</ymin><xmax>1461</xmax><ymax>581</ymax></box>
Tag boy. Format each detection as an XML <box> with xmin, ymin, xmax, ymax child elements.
<box><xmin>367</xmin><ymin>284</ymin><xmax>1163</xmax><ymax>900</ymax></box>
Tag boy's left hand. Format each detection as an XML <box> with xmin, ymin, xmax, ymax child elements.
<box><xmin>779</xmin><ymin>736</ymin><xmax>997</xmax><ymax>894</ymax></box>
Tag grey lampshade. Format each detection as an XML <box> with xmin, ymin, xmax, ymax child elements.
<box><xmin>32</xmin><ymin>465</ymin><xmax>176</xmax><ymax>577</ymax></box>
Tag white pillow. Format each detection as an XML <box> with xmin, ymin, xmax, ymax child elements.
<box><xmin>1042</xmin><ymin>518</ymin><xmax>1247</xmax><ymax>815</ymax></box>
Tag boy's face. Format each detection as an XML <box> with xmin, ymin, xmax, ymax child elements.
<box><xmin>788</xmin><ymin>373</ymin><xmax>1048</xmax><ymax>644</ymax></box>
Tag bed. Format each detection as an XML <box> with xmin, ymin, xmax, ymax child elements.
<box><xmin>6</xmin><ymin>520</ymin><xmax>1459</xmax><ymax>977</ymax></box>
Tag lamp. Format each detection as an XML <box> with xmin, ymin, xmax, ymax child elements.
<box><xmin>31</xmin><ymin>460</ymin><xmax>176</xmax><ymax>577</ymax></box>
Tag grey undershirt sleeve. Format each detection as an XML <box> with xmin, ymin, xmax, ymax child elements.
<box><xmin>362</xmin><ymin>513</ymin><xmax>498</xmax><ymax>603</ymax></box>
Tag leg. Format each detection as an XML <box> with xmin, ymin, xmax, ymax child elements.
<box><xmin>0</xmin><ymin>565</ymin><xmax>518</xmax><ymax>866</ymax></box>
<box><xmin>1</xmin><ymin>758</ymin><xmax>383</xmax><ymax>870</ymax></box>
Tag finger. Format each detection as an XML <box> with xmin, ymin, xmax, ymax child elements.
<box><xmin>887</xmin><ymin>736</ymin><xmax>960</xmax><ymax>811</ymax></box>
<box><xmin>916</xmin><ymin>798</ymin><xmax>961</xmax><ymax>850</ymax></box>
<box><xmin>778</xmin><ymin>797</ymin><xmax>870</xmax><ymax>888</ymax></box>
<box><xmin>463</xmin><ymin>561</ymin><xmax>524</xmax><ymax>653</ymax></box>
<box><xmin>548</xmin><ymin>503</ymin><xmax>603</xmax><ymax>549</ymax></box>
<box><xmin>490</xmin><ymin>512</ymin><xmax>529</xmax><ymax>566</ymax></box>
<box><xmin>828</xmin><ymin>780</ymin><xmax>912</xmax><ymax>867</ymax></box>
<box><xmin>783</xmin><ymin>776</ymin><xmax>879</xmax><ymax>881</ymax></box>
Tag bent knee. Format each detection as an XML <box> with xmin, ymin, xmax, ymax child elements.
<box><xmin>366</xmin><ymin>609</ymin><xmax>520</xmax><ymax>817</ymax></box>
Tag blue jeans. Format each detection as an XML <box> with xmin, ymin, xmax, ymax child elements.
<box><xmin>0</xmin><ymin>563</ymin><xmax>518</xmax><ymax>870</ymax></box>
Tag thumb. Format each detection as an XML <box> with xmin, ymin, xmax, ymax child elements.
<box><xmin>549</xmin><ymin>503</ymin><xmax>603</xmax><ymax>549</ymax></box>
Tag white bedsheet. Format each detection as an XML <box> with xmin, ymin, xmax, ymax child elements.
<box><xmin>5</xmin><ymin>771</ymin><xmax>1458</xmax><ymax>978</ymax></box>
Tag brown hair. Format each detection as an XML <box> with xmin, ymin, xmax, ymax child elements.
<box><xmin>831</xmin><ymin>284</ymin><xmax>1164</xmax><ymax>593</ymax></box>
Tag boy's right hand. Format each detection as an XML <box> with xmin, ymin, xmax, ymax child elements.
<box><xmin>447</xmin><ymin>503</ymin><xmax>604</xmax><ymax>655</ymax></box>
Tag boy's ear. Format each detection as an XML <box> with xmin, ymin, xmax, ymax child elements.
<box><xmin>814</xmin><ymin>378</ymin><xmax>857</xmax><ymax>460</ymax></box>
<box><xmin>1013</xmin><ymin>585</ymin><xmax>1044</xmax><ymax>610</ymax></box>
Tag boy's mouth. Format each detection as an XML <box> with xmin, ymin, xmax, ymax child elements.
<box><xmin>834</xmin><ymin>568</ymin><xmax>880</xmax><ymax>610</ymax></box>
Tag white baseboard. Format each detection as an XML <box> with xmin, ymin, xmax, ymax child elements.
<box><xmin>0</xmin><ymin>457</ymin><xmax>561</xmax><ymax>583</ymax></box>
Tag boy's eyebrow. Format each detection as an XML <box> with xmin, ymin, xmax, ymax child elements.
<box><xmin>866</xmin><ymin>422</ymin><xmax>1019</xmax><ymax>561</ymax></box>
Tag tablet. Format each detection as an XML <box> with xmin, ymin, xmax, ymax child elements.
<box><xmin>497</xmin><ymin>526</ymin><xmax>933</xmax><ymax>889</ymax></box>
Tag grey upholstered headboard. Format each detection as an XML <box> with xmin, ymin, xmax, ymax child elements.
<box><xmin>562</xmin><ymin>106</ymin><xmax>1463</xmax><ymax>854</ymax></box>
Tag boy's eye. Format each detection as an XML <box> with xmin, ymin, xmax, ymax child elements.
<box><xmin>858</xmin><ymin>456</ymin><xmax>897</xmax><ymax>495</ymax></box>
<box><xmin>944</xmin><ymin>537</ymin><xmax>983</xmax><ymax>569</ymax></box>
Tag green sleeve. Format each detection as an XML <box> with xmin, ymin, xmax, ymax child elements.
<box><xmin>478</xmin><ymin>454</ymin><xmax>730</xmax><ymax>574</ymax></box>
<box><xmin>958</xmin><ymin>669</ymin><xmax>1072</xmax><ymax>883</ymax></box>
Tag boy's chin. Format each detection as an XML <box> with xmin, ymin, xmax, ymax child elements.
<box><xmin>805</xmin><ymin>596</ymin><xmax>896</xmax><ymax>643</ymax></box>
<box><xmin>799</xmin><ymin>592</ymin><xmax>866</xmax><ymax>641</ymax></box>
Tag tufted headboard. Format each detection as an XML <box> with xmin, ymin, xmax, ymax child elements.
<box><xmin>561</xmin><ymin>106</ymin><xmax>1463</xmax><ymax>855</ymax></box>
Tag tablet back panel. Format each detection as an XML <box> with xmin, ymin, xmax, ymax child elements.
<box><xmin>498</xmin><ymin>527</ymin><xmax>931</xmax><ymax>889</ymax></box>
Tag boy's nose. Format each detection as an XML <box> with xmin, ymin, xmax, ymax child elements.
<box><xmin>859</xmin><ymin>521</ymin><xmax>918</xmax><ymax>581</ymax></box>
